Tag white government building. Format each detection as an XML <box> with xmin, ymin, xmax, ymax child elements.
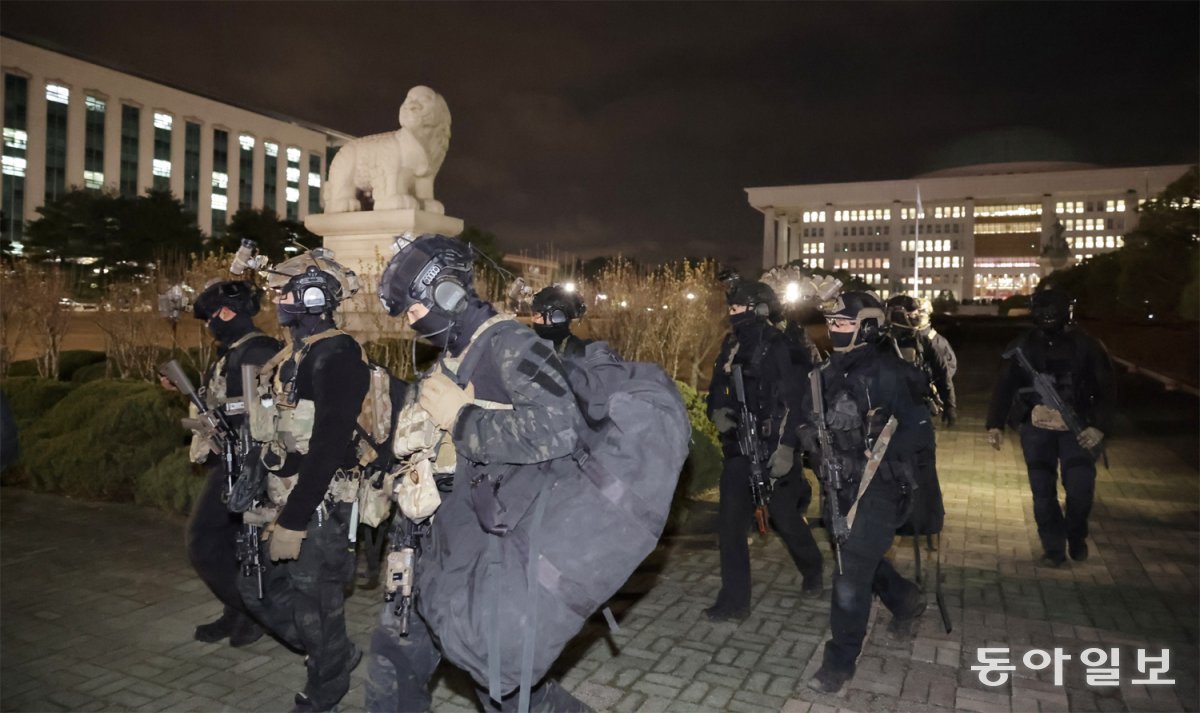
<box><xmin>747</xmin><ymin>158</ymin><xmax>1192</xmax><ymax>301</ymax></box>
<box><xmin>1</xmin><ymin>36</ymin><xmax>353</xmax><ymax>247</ymax></box>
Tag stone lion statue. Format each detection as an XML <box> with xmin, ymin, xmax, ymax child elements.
<box><xmin>323</xmin><ymin>86</ymin><xmax>451</xmax><ymax>214</ymax></box>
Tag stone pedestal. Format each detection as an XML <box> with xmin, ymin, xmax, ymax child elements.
<box><xmin>304</xmin><ymin>209</ymin><xmax>464</xmax><ymax>338</ymax></box>
<box><xmin>1038</xmin><ymin>253</ymin><xmax>1076</xmax><ymax>278</ymax></box>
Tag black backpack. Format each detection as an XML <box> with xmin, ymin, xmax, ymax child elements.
<box><xmin>416</xmin><ymin>327</ymin><xmax>690</xmax><ymax>709</ymax></box>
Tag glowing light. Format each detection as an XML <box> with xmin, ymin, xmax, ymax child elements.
<box><xmin>784</xmin><ymin>282</ymin><xmax>800</xmax><ymax>303</ymax></box>
<box><xmin>685</xmin><ymin>292</ymin><xmax>696</xmax><ymax>300</ymax></box>
<box><xmin>563</xmin><ymin>282</ymin><xmax>576</xmax><ymax>293</ymax></box>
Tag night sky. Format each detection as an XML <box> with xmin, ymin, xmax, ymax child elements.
<box><xmin>3</xmin><ymin>2</ymin><xmax>1196</xmax><ymax>268</ymax></box>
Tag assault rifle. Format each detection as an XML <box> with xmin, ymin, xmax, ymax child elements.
<box><xmin>730</xmin><ymin>365</ymin><xmax>771</xmax><ymax>535</ymax></box>
<box><xmin>1003</xmin><ymin>345</ymin><xmax>1103</xmax><ymax>460</ymax></box>
<box><xmin>809</xmin><ymin>366</ymin><xmax>850</xmax><ymax>574</ymax></box>
<box><xmin>158</xmin><ymin>359</ymin><xmax>264</xmax><ymax>598</ymax></box>
<box><xmin>383</xmin><ymin>515</ymin><xmax>428</xmax><ymax>636</ymax></box>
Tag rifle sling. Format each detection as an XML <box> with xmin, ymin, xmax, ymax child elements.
<box><xmin>844</xmin><ymin>415</ymin><xmax>899</xmax><ymax>531</ymax></box>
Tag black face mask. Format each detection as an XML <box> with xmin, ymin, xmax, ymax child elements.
<box><xmin>276</xmin><ymin>303</ymin><xmax>305</xmax><ymax>327</ymax></box>
<box><xmin>829</xmin><ymin>331</ymin><xmax>856</xmax><ymax>350</ymax></box>
<box><xmin>533</xmin><ymin>322</ymin><xmax>571</xmax><ymax>344</ymax></box>
<box><xmin>411</xmin><ymin>309</ymin><xmax>454</xmax><ymax>347</ymax></box>
<box><xmin>729</xmin><ymin>311</ymin><xmax>757</xmax><ymax>331</ymax></box>
<box><xmin>207</xmin><ymin>312</ymin><xmax>256</xmax><ymax>345</ymax></box>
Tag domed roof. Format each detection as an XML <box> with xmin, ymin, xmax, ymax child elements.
<box><xmin>919</xmin><ymin>128</ymin><xmax>1098</xmax><ymax>177</ymax></box>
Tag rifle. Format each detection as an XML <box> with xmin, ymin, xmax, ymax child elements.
<box><xmin>1003</xmin><ymin>345</ymin><xmax>1102</xmax><ymax>460</ymax></box>
<box><xmin>809</xmin><ymin>366</ymin><xmax>850</xmax><ymax>574</ymax></box>
<box><xmin>730</xmin><ymin>365</ymin><xmax>771</xmax><ymax>535</ymax></box>
<box><xmin>159</xmin><ymin>359</ymin><xmax>265</xmax><ymax>598</ymax></box>
<box><xmin>383</xmin><ymin>514</ymin><xmax>427</xmax><ymax>636</ymax></box>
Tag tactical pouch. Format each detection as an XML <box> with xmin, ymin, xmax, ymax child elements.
<box><xmin>247</xmin><ymin>382</ymin><xmax>277</xmax><ymax>443</ymax></box>
<box><xmin>359</xmin><ymin>467</ymin><xmax>397</xmax><ymax>528</ymax></box>
<box><xmin>267</xmin><ymin>473</ymin><xmax>298</xmax><ymax>507</ymax></box>
<box><xmin>328</xmin><ymin>468</ymin><xmax>361</xmax><ymax>504</ymax></box>
<box><xmin>359</xmin><ymin>365</ymin><xmax>394</xmax><ymax>446</ymax></box>
<box><xmin>1031</xmin><ymin>404</ymin><xmax>1069</xmax><ymax>431</ymax></box>
<box><xmin>277</xmin><ymin>398</ymin><xmax>316</xmax><ymax>454</ymax></box>
<box><xmin>395</xmin><ymin>458</ymin><xmax>441</xmax><ymax>522</ymax></box>
<box><xmin>186</xmin><ymin>404</ymin><xmax>219</xmax><ymax>464</ymax></box>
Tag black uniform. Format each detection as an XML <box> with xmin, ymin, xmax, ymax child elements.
<box><xmin>186</xmin><ymin>328</ymin><xmax>279</xmax><ymax>642</ymax></box>
<box><xmin>705</xmin><ymin>314</ymin><xmax>822</xmax><ymax>618</ymax></box>
<box><xmin>800</xmin><ymin>346</ymin><xmax>935</xmax><ymax>679</ymax></box>
<box><xmin>240</xmin><ymin>329</ymin><xmax>370</xmax><ymax>712</ymax></box>
<box><xmin>986</xmin><ymin>325</ymin><xmax>1115</xmax><ymax>562</ymax></box>
<box><xmin>889</xmin><ymin>330</ymin><xmax>956</xmax><ymax>421</ymax></box>
<box><xmin>366</xmin><ymin>300</ymin><xmax>590</xmax><ymax>713</ymax></box>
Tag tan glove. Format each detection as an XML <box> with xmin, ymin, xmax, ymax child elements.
<box><xmin>768</xmin><ymin>445</ymin><xmax>795</xmax><ymax>479</ymax></box>
<box><xmin>1077</xmin><ymin>427</ymin><xmax>1104</xmax><ymax>451</ymax></box>
<box><xmin>267</xmin><ymin>525</ymin><xmax>306</xmax><ymax>562</ymax></box>
<box><xmin>242</xmin><ymin>506</ymin><xmax>278</xmax><ymax>528</ymax></box>
<box><xmin>987</xmin><ymin>428</ymin><xmax>1003</xmax><ymax>451</ymax></box>
<box><xmin>419</xmin><ymin>373</ymin><xmax>474</xmax><ymax>431</ymax></box>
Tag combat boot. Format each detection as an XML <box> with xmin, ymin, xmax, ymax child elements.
<box><xmin>229</xmin><ymin>613</ymin><xmax>264</xmax><ymax>647</ymax></box>
<box><xmin>807</xmin><ymin>664</ymin><xmax>853</xmax><ymax>694</ymax></box>
<box><xmin>193</xmin><ymin>606</ymin><xmax>237</xmax><ymax>643</ymax></box>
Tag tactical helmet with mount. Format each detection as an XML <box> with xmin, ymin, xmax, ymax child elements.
<box><xmin>885</xmin><ymin>294</ymin><xmax>921</xmax><ymax>331</ymax></box>
<box><xmin>727</xmin><ymin>280</ymin><xmax>779</xmax><ymax>319</ymax></box>
<box><xmin>823</xmin><ymin>290</ymin><xmax>886</xmax><ymax>351</ymax></box>
<box><xmin>267</xmin><ymin>248</ymin><xmax>359</xmax><ymax>315</ymax></box>
<box><xmin>532</xmin><ymin>284</ymin><xmax>586</xmax><ymax>325</ymax></box>
<box><xmin>193</xmin><ymin>280</ymin><xmax>263</xmax><ymax>321</ymax></box>
<box><xmin>378</xmin><ymin>234</ymin><xmax>476</xmax><ymax>317</ymax></box>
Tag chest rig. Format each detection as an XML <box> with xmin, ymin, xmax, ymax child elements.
<box><xmin>187</xmin><ymin>332</ymin><xmax>267</xmax><ymax>464</ymax></box>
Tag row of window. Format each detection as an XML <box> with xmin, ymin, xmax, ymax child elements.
<box><xmin>1069</xmin><ymin>235</ymin><xmax>1124</xmax><ymax>250</ymax></box>
<box><xmin>835</xmin><ymin>208</ymin><xmax>890</xmax><ymax>222</ymax></box>
<box><xmin>975</xmin><ymin>259</ymin><xmax>1040</xmax><ymax>269</ymax></box>
<box><xmin>904</xmin><ymin>223</ymin><xmax>961</xmax><ymax>235</ymax></box>
<box><xmin>1056</xmin><ymin>199</ymin><xmax>1128</xmax><ymax>214</ymax></box>
<box><xmin>1062</xmin><ymin>217</ymin><xmax>1120</xmax><ymax>232</ymax></box>
<box><xmin>900</xmin><ymin>239</ymin><xmax>958</xmax><ymax>253</ymax></box>
<box><xmin>801</xmin><ymin>210</ymin><xmax>826</xmax><ymax>223</ymax></box>
<box><xmin>800</xmin><ymin>227</ymin><xmax>825</xmax><ymax>238</ymax></box>
<box><xmin>801</xmin><ymin>242</ymin><xmax>825</xmax><ymax>255</ymax></box>
<box><xmin>841</xmin><ymin>225</ymin><xmax>890</xmax><ymax>237</ymax></box>
<box><xmin>975</xmin><ymin>203</ymin><xmax>1041</xmax><ymax>218</ymax></box>
<box><xmin>833</xmin><ymin>258</ymin><xmax>892</xmax><ymax>270</ymax></box>
<box><xmin>975</xmin><ymin>221</ymin><xmax>1040</xmax><ymax>235</ymax></box>
<box><xmin>2</xmin><ymin>75</ymin><xmax>323</xmax><ymax>238</ymax></box>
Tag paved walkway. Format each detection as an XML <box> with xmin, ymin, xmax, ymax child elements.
<box><xmin>2</xmin><ymin>392</ymin><xmax>1197</xmax><ymax>712</ymax></box>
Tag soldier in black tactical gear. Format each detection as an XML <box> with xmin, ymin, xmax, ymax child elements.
<box><xmin>368</xmin><ymin>234</ymin><xmax>589</xmax><ymax>713</ymax></box>
<box><xmin>915</xmin><ymin>296</ymin><xmax>957</xmax><ymax>382</ymax></box>
<box><xmin>800</xmin><ymin>291</ymin><xmax>937</xmax><ymax>694</ymax></box>
<box><xmin>885</xmin><ymin>294</ymin><xmax>958</xmax><ymax>427</ymax></box>
<box><xmin>704</xmin><ymin>280</ymin><xmax>823</xmax><ymax>623</ymax></box>
<box><xmin>986</xmin><ymin>286</ymin><xmax>1115</xmax><ymax>567</ymax></box>
<box><xmin>239</xmin><ymin>252</ymin><xmax>368</xmax><ymax>713</ymax></box>
<box><xmin>179</xmin><ymin>280</ymin><xmax>278</xmax><ymax>647</ymax></box>
<box><xmin>530</xmin><ymin>284</ymin><xmax>591</xmax><ymax>358</ymax></box>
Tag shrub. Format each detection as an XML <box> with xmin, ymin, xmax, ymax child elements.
<box><xmin>72</xmin><ymin>361</ymin><xmax>109</xmax><ymax>383</ymax></box>
<box><xmin>57</xmin><ymin>350</ymin><xmax>107</xmax><ymax>381</ymax></box>
<box><xmin>667</xmin><ymin>381</ymin><xmax>724</xmax><ymax>531</ymax></box>
<box><xmin>2</xmin><ymin>377</ymin><xmax>78</xmax><ymax>428</ymax></box>
<box><xmin>20</xmin><ymin>380</ymin><xmax>188</xmax><ymax>500</ymax></box>
<box><xmin>136</xmin><ymin>446</ymin><xmax>206</xmax><ymax>514</ymax></box>
<box><xmin>6</xmin><ymin>360</ymin><xmax>37</xmax><ymax>377</ymax></box>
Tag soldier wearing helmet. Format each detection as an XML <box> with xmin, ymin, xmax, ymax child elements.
<box><xmin>987</xmin><ymin>286</ymin><xmax>1115</xmax><ymax>567</ymax></box>
<box><xmin>530</xmin><ymin>284</ymin><xmax>591</xmax><ymax>359</ymax></box>
<box><xmin>176</xmin><ymin>280</ymin><xmax>279</xmax><ymax>649</ymax></box>
<box><xmin>799</xmin><ymin>290</ymin><xmax>941</xmax><ymax>694</ymax></box>
<box><xmin>370</xmin><ymin>234</ymin><xmax>588</xmax><ymax>713</ymax></box>
<box><xmin>703</xmin><ymin>279</ymin><xmax>823</xmax><ymax>623</ymax></box>
<box><xmin>885</xmin><ymin>294</ymin><xmax>957</xmax><ymax>427</ymax></box>
<box><xmin>238</xmin><ymin>248</ymin><xmax>369</xmax><ymax>712</ymax></box>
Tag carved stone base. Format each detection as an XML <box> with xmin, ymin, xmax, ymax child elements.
<box><xmin>304</xmin><ymin>209</ymin><xmax>465</xmax><ymax>339</ymax></box>
<box><xmin>304</xmin><ymin>209</ymin><xmax>465</xmax><ymax>277</ymax></box>
<box><xmin>1038</xmin><ymin>254</ymin><xmax>1076</xmax><ymax>277</ymax></box>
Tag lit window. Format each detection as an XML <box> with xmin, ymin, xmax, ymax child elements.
<box><xmin>1117</xmin><ymin>236</ymin><xmax>1124</xmax><ymax>247</ymax></box>
<box><xmin>84</xmin><ymin>171</ymin><xmax>104</xmax><ymax>188</ymax></box>
<box><xmin>212</xmin><ymin>171</ymin><xmax>228</xmax><ymax>189</ymax></box>
<box><xmin>85</xmin><ymin>95</ymin><xmax>106</xmax><ymax>113</ymax></box>
<box><xmin>883</xmin><ymin>258</ymin><xmax>890</xmax><ymax>269</ymax></box>
<box><xmin>1116</xmin><ymin>199</ymin><xmax>1125</xmax><ymax>211</ymax></box>
<box><xmin>286</xmin><ymin>147</ymin><xmax>302</xmax><ymax>162</ymax></box>
<box><xmin>154</xmin><ymin>112</ymin><xmax>173</xmax><ymax>130</ymax></box>
<box><xmin>308</xmin><ymin>172</ymin><xmax>321</xmax><ymax>188</ymax></box>
<box><xmin>819</xmin><ymin>211</ymin><xmax>826</xmax><ymax>222</ymax></box>
<box><xmin>3</xmin><ymin>128</ymin><xmax>27</xmax><ymax>150</ymax></box>
<box><xmin>2</xmin><ymin>156</ymin><xmax>27</xmax><ymax>177</ymax></box>
<box><xmin>46</xmin><ymin>83</ymin><xmax>70</xmax><ymax>104</ymax></box>
<box><xmin>286</xmin><ymin>166</ymin><xmax>301</xmax><ymax>183</ymax></box>
<box><xmin>152</xmin><ymin>159</ymin><xmax>172</xmax><ymax>177</ymax></box>
<box><xmin>286</xmin><ymin>186</ymin><xmax>299</xmax><ymax>203</ymax></box>
<box><xmin>265</xmin><ymin>142</ymin><xmax>279</xmax><ymax>157</ymax></box>
<box><xmin>239</xmin><ymin>134</ymin><xmax>256</xmax><ymax>151</ymax></box>
<box><xmin>211</xmin><ymin>194</ymin><xmax>228</xmax><ymax>211</ymax></box>
<box><xmin>1105</xmin><ymin>236</ymin><xmax>1115</xmax><ymax>248</ymax></box>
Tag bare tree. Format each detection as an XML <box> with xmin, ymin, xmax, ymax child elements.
<box><xmin>23</xmin><ymin>263</ymin><xmax>73</xmax><ymax>379</ymax></box>
<box><xmin>0</xmin><ymin>263</ymin><xmax>32</xmax><ymax>377</ymax></box>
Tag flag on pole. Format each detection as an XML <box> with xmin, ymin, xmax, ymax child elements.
<box><xmin>913</xmin><ymin>185</ymin><xmax>922</xmax><ymax>294</ymax></box>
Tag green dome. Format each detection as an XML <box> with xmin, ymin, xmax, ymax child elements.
<box><xmin>920</xmin><ymin>128</ymin><xmax>1096</xmax><ymax>177</ymax></box>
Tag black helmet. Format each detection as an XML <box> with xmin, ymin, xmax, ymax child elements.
<box><xmin>1031</xmin><ymin>287</ymin><xmax>1073</xmax><ymax>332</ymax></box>
<box><xmin>727</xmin><ymin>280</ymin><xmax>779</xmax><ymax>319</ymax></box>
<box><xmin>378</xmin><ymin>234</ymin><xmax>476</xmax><ymax>317</ymax></box>
<box><xmin>193</xmin><ymin>280</ymin><xmax>263</xmax><ymax>321</ymax></box>
<box><xmin>822</xmin><ymin>290</ymin><xmax>886</xmax><ymax>351</ymax></box>
<box><xmin>532</xmin><ymin>284</ymin><xmax>586</xmax><ymax>325</ymax></box>
<box><xmin>885</xmin><ymin>294</ymin><xmax>921</xmax><ymax>331</ymax></box>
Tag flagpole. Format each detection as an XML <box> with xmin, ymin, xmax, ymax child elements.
<box><xmin>913</xmin><ymin>185</ymin><xmax>922</xmax><ymax>296</ymax></box>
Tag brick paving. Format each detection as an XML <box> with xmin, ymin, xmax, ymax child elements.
<box><xmin>2</xmin><ymin>391</ymin><xmax>1197</xmax><ymax>712</ymax></box>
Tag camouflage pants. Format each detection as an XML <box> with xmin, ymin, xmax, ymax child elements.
<box><xmin>365</xmin><ymin>605</ymin><xmax>591</xmax><ymax>713</ymax></box>
<box><xmin>240</xmin><ymin>502</ymin><xmax>357</xmax><ymax>710</ymax></box>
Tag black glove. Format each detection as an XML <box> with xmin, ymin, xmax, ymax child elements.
<box><xmin>942</xmin><ymin>407</ymin><xmax>957</xmax><ymax>428</ymax></box>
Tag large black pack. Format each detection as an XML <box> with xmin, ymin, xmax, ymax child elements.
<box><xmin>417</xmin><ymin>330</ymin><xmax>690</xmax><ymax>706</ymax></box>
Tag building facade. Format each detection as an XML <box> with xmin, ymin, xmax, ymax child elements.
<box><xmin>746</xmin><ymin>162</ymin><xmax>1192</xmax><ymax>301</ymax></box>
<box><xmin>1</xmin><ymin>36</ymin><xmax>353</xmax><ymax>247</ymax></box>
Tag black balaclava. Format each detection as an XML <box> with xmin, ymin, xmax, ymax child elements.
<box><xmin>208</xmin><ymin>312</ymin><xmax>257</xmax><ymax>348</ymax></box>
<box><xmin>533</xmin><ymin>322</ymin><xmax>572</xmax><ymax>345</ymax></box>
<box><xmin>829</xmin><ymin>330</ymin><xmax>855</xmax><ymax>351</ymax></box>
